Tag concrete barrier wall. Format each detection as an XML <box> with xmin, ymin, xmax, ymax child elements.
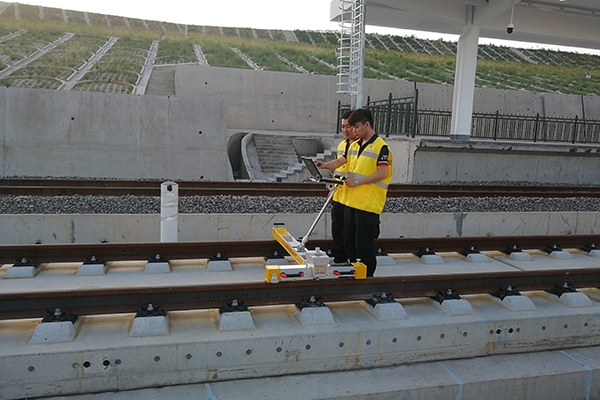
<box><xmin>386</xmin><ymin>137</ymin><xmax>420</xmax><ymax>183</ymax></box>
<box><xmin>0</xmin><ymin>87</ymin><xmax>230</xmax><ymax>180</ymax></box>
<box><xmin>408</xmin><ymin>138</ymin><xmax>600</xmax><ymax>184</ymax></box>
<box><xmin>1</xmin><ymin>211</ymin><xmax>598</xmax><ymax>244</ymax></box>
<box><xmin>281</xmin><ymin>133</ymin><xmax>600</xmax><ymax>185</ymax></box>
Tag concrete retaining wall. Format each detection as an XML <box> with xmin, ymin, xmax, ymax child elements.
<box><xmin>473</xmin><ymin>87</ymin><xmax>544</xmax><ymax>115</ymax></box>
<box><xmin>542</xmin><ymin>92</ymin><xmax>584</xmax><ymax>118</ymax></box>
<box><xmin>583</xmin><ymin>95</ymin><xmax>600</xmax><ymax>119</ymax></box>
<box><xmin>175</xmin><ymin>65</ymin><xmax>348</xmax><ymax>133</ymax></box>
<box><xmin>2</xmin><ymin>69</ymin><xmax>600</xmax><ymax>183</ymax></box>
<box><xmin>0</xmin><ymin>87</ymin><xmax>230</xmax><ymax>180</ymax></box>
<box><xmin>174</xmin><ymin>65</ymin><xmax>597</xmax><ymax>132</ymax></box>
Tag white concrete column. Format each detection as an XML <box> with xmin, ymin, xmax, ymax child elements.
<box><xmin>160</xmin><ymin>181</ymin><xmax>178</xmax><ymax>242</ymax></box>
<box><xmin>450</xmin><ymin>24</ymin><xmax>480</xmax><ymax>141</ymax></box>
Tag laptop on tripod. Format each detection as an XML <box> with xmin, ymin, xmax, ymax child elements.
<box><xmin>301</xmin><ymin>156</ymin><xmax>345</xmax><ymax>185</ymax></box>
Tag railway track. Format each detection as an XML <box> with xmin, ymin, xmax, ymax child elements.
<box><xmin>2</xmin><ymin>178</ymin><xmax>600</xmax><ymax>198</ymax></box>
<box><xmin>1</xmin><ymin>234</ymin><xmax>599</xmax><ymax>320</ymax></box>
<box><xmin>2</xmin><ymin>267</ymin><xmax>599</xmax><ymax>321</ymax></box>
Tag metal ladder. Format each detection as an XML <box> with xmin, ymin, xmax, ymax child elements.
<box><xmin>337</xmin><ymin>0</ymin><xmax>366</xmax><ymax>109</ymax></box>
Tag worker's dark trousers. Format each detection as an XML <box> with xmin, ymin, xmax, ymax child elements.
<box><xmin>343</xmin><ymin>206</ymin><xmax>380</xmax><ymax>277</ymax></box>
<box><xmin>331</xmin><ymin>201</ymin><xmax>349</xmax><ymax>263</ymax></box>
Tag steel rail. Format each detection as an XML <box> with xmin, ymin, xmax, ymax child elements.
<box><xmin>1</xmin><ymin>179</ymin><xmax>600</xmax><ymax>198</ymax></box>
<box><xmin>1</xmin><ymin>267</ymin><xmax>600</xmax><ymax>320</ymax></box>
<box><xmin>1</xmin><ymin>235</ymin><xmax>599</xmax><ymax>265</ymax></box>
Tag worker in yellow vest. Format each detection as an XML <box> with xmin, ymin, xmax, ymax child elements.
<box><xmin>343</xmin><ymin>108</ymin><xmax>392</xmax><ymax>277</ymax></box>
<box><xmin>315</xmin><ymin>110</ymin><xmax>357</xmax><ymax>264</ymax></box>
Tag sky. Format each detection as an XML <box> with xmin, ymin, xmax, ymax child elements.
<box><xmin>11</xmin><ymin>0</ymin><xmax>600</xmax><ymax>55</ymax></box>
<box><xmin>14</xmin><ymin>0</ymin><xmax>344</xmax><ymax>31</ymax></box>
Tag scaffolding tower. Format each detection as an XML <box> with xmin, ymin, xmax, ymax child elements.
<box><xmin>337</xmin><ymin>0</ymin><xmax>366</xmax><ymax>109</ymax></box>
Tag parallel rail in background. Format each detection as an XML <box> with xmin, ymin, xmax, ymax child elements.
<box><xmin>1</xmin><ymin>179</ymin><xmax>600</xmax><ymax>198</ymax></box>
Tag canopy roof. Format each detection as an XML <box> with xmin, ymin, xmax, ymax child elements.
<box><xmin>332</xmin><ymin>0</ymin><xmax>600</xmax><ymax>51</ymax></box>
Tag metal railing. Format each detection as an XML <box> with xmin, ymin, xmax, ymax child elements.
<box><xmin>418</xmin><ymin>110</ymin><xmax>600</xmax><ymax>144</ymax></box>
<box><xmin>338</xmin><ymin>94</ymin><xmax>600</xmax><ymax>144</ymax></box>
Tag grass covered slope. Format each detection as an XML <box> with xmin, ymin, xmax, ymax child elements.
<box><xmin>0</xmin><ymin>1</ymin><xmax>598</xmax><ymax>95</ymax></box>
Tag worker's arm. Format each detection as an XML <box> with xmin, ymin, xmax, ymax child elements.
<box><xmin>346</xmin><ymin>165</ymin><xmax>387</xmax><ymax>187</ymax></box>
<box><xmin>315</xmin><ymin>157</ymin><xmax>346</xmax><ymax>170</ymax></box>
<box><xmin>346</xmin><ymin>145</ymin><xmax>390</xmax><ymax>187</ymax></box>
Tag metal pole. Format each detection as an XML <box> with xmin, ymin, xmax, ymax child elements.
<box><xmin>385</xmin><ymin>93</ymin><xmax>392</xmax><ymax>137</ymax></box>
<box><xmin>571</xmin><ymin>115</ymin><xmax>578</xmax><ymax>144</ymax></box>
<box><xmin>336</xmin><ymin>100</ymin><xmax>341</xmax><ymax>134</ymax></box>
<box><xmin>299</xmin><ymin>185</ymin><xmax>338</xmax><ymax>251</ymax></box>
<box><xmin>411</xmin><ymin>88</ymin><xmax>419</xmax><ymax>138</ymax></box>
<box><xmin>581</xmin><ymin>94</ymin><xmax>587</xmax><ymax>143</ymax></box>
<box><xmin>493</xmin><ymin>110</ymin><xmax>499</xmax><ymax>140</ymax></box>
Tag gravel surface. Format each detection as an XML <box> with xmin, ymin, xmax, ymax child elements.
<box><xmin>1</xmin><ymin>195</ymin><xmax>600</xmax><ymax>214</ymax></box>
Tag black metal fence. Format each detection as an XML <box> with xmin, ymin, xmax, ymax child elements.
<box><xmin>338</xmin><ymin>94</ymin><xmax>600</xmax><ymax>144</ymax></box>
<box><xmin>418</xmin><ymin>110</ymin><xmax>600</xmax><ymax>144</ymax></box>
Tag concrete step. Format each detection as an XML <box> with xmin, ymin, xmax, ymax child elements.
<box><xmin>249</xmin><ymin>134</ymin><xmax>334</xmax><ymax>182</ymax></box>
<box><xmin>253</xmin><ymin>135</ymin><xmax>301</xmax><ymax>175</ymax></box>
<box><xmin>277</xmin><ymin>147</ymin><xmax>336</xmax><ymax>183</ymax></box>
<box><xmin>144</xmin><ymin>66</ymin><xmax>176</xmax><ymax>96</ymax></box>
<box><xmin>256</xmin><ymin>138</ymin><xmax>298</xmax><ymax>178</ymax></box>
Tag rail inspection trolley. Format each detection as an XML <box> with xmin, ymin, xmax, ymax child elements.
<box><xmin>265</xmin><ymin>157</ymin><xmax>367</xmax><ymax>283</ymax></box>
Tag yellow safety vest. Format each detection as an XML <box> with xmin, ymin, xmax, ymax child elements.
<box><xmin>344</xmin><ymin>135</ymin><xmax>392</xmax><ymax>214</ymax></box>
<box><xmin>333</xmin><ymin>139</ymin><xmax>351</xmax><ymax>204</ymax></box>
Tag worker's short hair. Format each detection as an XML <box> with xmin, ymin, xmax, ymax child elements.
<box><xmin>348</xmin><ymin>108</ymin><xmax>373</xmax><ymax>128</ymax></box>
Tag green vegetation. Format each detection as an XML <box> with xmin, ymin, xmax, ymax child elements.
<box><xmin>0</xmin><ymin>2</ymin><xmax>598</xmax><ymax>96</ymax></box>
<box><xmin>74</xmin><ymin>36</ymin><xmax>154</xmax><ymax>93</ymax></box>
<box><xmin>195</xmin><ymin>38</ymin><xmax>251</xmax><ymax>69</ymax></box>
<box><xmin>277</xmin><ymin>47</ymin><xmax>337</xmax><ymax>75</ymax></box>
<box><xmin>156</xmin><ymin>38</ymin><xmax>196</xmax><ymax>64</ymax></box>
<box><xmin>6</xmin><ymin>33</ymin><xmax>108</xmax><ymax>89</ymax></box>
<box><xmin>236</xmin><ymin>43</ymin><xmax>296</xmax><ymax>72</ymax></box>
